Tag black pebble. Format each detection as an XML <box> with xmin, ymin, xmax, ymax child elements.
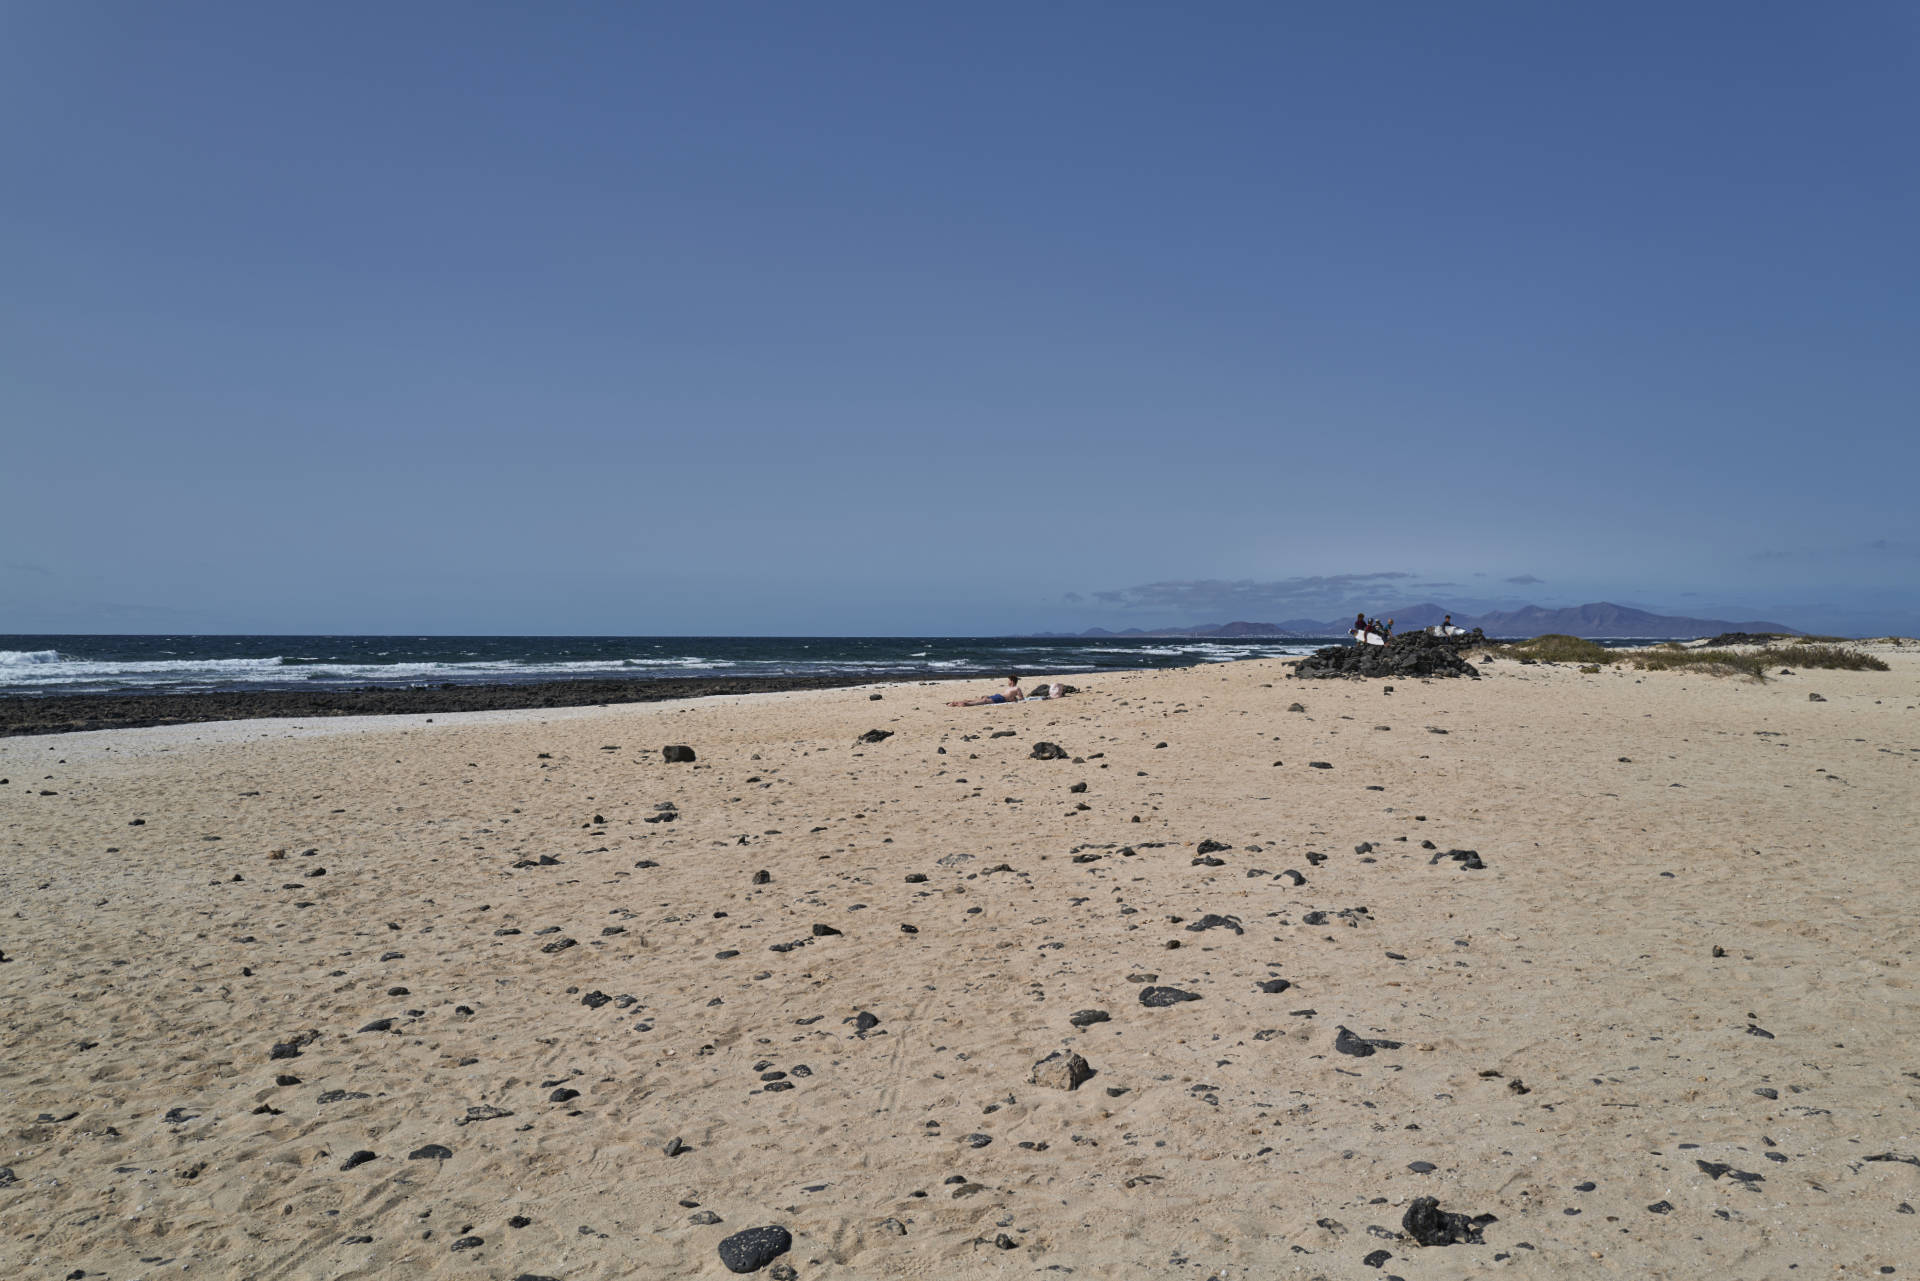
<box><xmin>1139</xmin><ymin>986</ymin><xmax>1202</xmax><ymax>1007</ymax></box>
<box><xmin>341</xmin><ymin>1150</ymin><xmax>377</xmax><ymax>1171</ymax></box>
<box><xmin>410</xmin><ymin>1144</ymin><xmax>453</xmax><ymax>1161</ymax></box>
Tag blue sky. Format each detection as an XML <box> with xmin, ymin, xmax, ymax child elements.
<box><xmin>3</xmin><ymin>2</ymin><xmax>1915</xmax><ymax>635</ymax></box>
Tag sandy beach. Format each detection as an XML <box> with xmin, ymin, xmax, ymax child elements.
<box><xmin>3</xmin><ymin>648</ymin><xmax>1917</xmax><ymax>1280</ymax></box>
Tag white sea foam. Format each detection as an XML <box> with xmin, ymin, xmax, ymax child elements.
<box><xmin>0</xmin><ymin>649</ymin><xmax>64</xmax><ymax>665</ymax></box>
<box><xmin>0</xmin><ymin>654</ymin><xmax>743</xmax><ymax>692</ymax></box>
<box><xmin>1080</xmin><ymin>642</ymin><xmax>1316</xmax><ymax>659</ymax></box>
<box><xmin>0</xmin><ymin>636</ymin><xmax>1315</xmax><ymax>697</ymax></box>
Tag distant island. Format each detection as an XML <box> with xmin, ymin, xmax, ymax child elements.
<box><xmin>1037</xmin><ymin>601</ymin><xmax>1802</xmax><ymax>640</ymax></box>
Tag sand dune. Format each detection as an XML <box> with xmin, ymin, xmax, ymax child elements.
<box><xmin>3</xmin><ymin>650</ymin><xmax>1917</xmax><ymax>1278</ymax></box>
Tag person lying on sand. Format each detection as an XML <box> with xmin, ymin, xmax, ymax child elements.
<box><xmin>948</xmin><ymin>676</ymin><xmax>1023</xmax><ymax>707</ymax></box>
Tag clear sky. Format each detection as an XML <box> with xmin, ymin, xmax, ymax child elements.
<box><xmin>4</xmin><ymin>2</ymin><xmax>1915</xmax><ymax>636</ymax></box>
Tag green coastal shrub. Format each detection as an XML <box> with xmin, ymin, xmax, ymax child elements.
<box><xmin>1628</xmin><ymin>643</ymin><xmax>1886</xmax><ymax>679</ymax></box>
<box><xmin>1770</xmin><ymin>644</ymin><xmax>1889</xmax><ymax>672</ymax></box>
<box><xmin>1503</xmin><ymin>634</ymin><xmax>1616</xmax><ymax>665</ymax></box>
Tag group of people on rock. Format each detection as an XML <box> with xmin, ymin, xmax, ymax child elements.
<box><xmin>1353</xmin><ymin>613</ymin><xmax>1395</xmax><ymax>640</ymax></box>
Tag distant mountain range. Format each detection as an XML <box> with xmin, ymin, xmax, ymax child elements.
<box><xmin>1046</xmin><ymin>601</ymin><xmax>1801</xmax><ymax>640</ymax></box>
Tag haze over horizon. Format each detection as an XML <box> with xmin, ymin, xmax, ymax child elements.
<box><xmin>4</xmin><ymin>4</ymin><xmax>1915</xmax><ymax>638</ymax></box>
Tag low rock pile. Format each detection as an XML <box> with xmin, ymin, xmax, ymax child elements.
<box><xmin>1291</xmin><ymin>628</ymin><xmax>1485</xmax><ymax>680</ymax></box>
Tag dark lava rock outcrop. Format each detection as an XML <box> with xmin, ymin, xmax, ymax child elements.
<box><xmin>1292</xmin><ymin>629</ymin><xmax>1485</xmax><ymax>681</ymax></box>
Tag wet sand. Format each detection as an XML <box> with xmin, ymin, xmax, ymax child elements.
<box><xmin>2</xmin><ymin>648</ymin><xmax>1916</xmax><ymax>1279</ymax></box>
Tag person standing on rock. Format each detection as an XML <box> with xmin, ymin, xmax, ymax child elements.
<box><xmin>948</xmin><ymin>676</ymin><xmax>1023</xmax><ymax>707</ymax></box>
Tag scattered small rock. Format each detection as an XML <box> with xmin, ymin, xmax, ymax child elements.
<box><xmin>1031</xmin><ymin>1050</ymin><xmax>1094</xmax><ymax>1091</ymax></box>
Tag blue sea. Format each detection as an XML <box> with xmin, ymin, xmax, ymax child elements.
<box><xmin>0</xmin><ymin>635</ymin><xmax>1338</xmax><ymax>698</ymax></box>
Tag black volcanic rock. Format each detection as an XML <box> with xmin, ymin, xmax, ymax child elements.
<box><xmin>1294</xmin><ymin>630</ymin><xmax>1484</xmax><ymax>681</ymax></box>
<box><xmin>1402</xmin><ymin>1197</ymin><xmax>1495</xmax><ymax>1246</ymax></box>
<box><xmin>718</xmin><ymin>1225</ymin><xmax>792</xmax><ymax>1273</ymax></box>
<box><xmin>0</xmin><ymin>674</ymin><xmax>924</xmax><ymax>739</ymax></box>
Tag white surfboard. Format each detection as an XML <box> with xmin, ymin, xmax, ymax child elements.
<box><xmin>1427</xmin><ymin>625</ymin><xmax>1464</xmax><ymax>637</ymax></box>
<box><xmin>1350</xmin><ymin>629</ymin><xmax>1386</xmax><ymax>647</ymax></box>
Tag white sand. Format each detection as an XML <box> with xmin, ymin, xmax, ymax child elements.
<box><xmin>3</xmin><ymin>650</ymin><xmax>1917</xmax><ymax>1279</ymax></box>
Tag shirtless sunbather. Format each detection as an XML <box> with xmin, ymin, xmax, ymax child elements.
<box><xmin>948</xmin><ymin>676</ymin><xmax>1023</xmax><ymax>707</ymax></box>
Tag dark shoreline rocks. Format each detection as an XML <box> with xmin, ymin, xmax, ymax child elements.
<box><xmin>0</xmin><ymin>674</ymin><xmax>927</xmax><ymax>737</ymax></box>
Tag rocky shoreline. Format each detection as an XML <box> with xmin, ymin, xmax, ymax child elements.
<box><xmin>0</xmin><ymin>674</ymin><xmax>926</xmax><ymax>737</ymax></box>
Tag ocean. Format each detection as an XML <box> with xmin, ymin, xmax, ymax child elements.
<box><xmin>0</xmin><ymin>635</ymin><xmax>1335</xmax><ymax>698</ymax></box>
